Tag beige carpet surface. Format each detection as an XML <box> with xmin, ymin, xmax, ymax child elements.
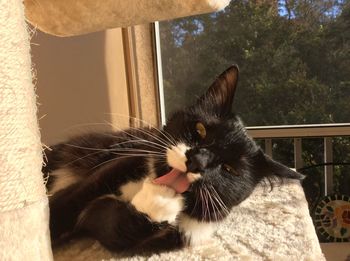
<box><xmin>53</xmin><ymin>180</ymin><xmax>325</xmax><ymax>260</ymax></box>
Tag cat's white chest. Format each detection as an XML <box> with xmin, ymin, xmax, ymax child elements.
<box><xmin>119</xmin><ymin>178</ymin><xmax>216</xmax><ymax>246</ymax></box>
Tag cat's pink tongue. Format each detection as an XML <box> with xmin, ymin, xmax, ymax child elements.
<box><xmin>153</xmin><ymin>169</ymin><xmax>190</xmax><ymax>193</ymax></box>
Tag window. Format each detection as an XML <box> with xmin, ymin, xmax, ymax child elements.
<box><xmin>157</xmin><ymin>0</ymin><xmax>349</xmax><ymax>126</ymax></box>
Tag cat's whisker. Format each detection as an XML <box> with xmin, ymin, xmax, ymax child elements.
<box><xmin>159</xmin><ymin>130</ymin><xmax>177</xmax><ymax>147</ymax></box>
<box><xmin>113</xmin><ymin>151</ymin><xmax>164</xmax><ymax>156</ymax></box>
<box><xmin>127</xmin><ymin>124</ymin><xmax>176</xmax><ymax>147</ymax></box>
<box><xmin>63</xmin><ymin>151</ymin><xmax>107</xmax><ymax>167</ymax></box>
<box><xmin>152</xmin><ymin>128</ymin><xmax>177</xmax><ymax>148</ymax></box>
<box><xmin>204</xmin><ymin>185</ymin><xmax>219</xmax><ymax>222</ymax></box>
<box><xmin>202</xmin><ymin>186</ymin><xmax>210</xmax><ymax>223</ymax></box>
<box><xmin>62</xmin><ymin>122</ymin><xmax>114</xmax><ymax>133</ymax></box>
<box><xmin>97</xmin><ymin>134</ymin><xmax>168</xmax><ymax>153</ymax></box>
<box><xmin>108</xmin><ymin>139</ymin><xmax>158</xmax><ymax>148</ymax></box>
<box><xmin>111</xmin><ymin>152</ymin><xmax>166</xmax><ymax>158</ymax></box>
<box><xmin>207</xmin><ymin>189</ymin><xmax>213</xmax><ymax>223</ymax></box>
<box><xmin>211</xmin><ymin>191</ymin><xmax>225</xmax><ymax>221</ymax></box>
<box><xmin>212</xmin><ymin>190</ymin><xmax>229</xmax><ymax>214</ymax></box>
<box><xmin>117</xmin><ymin>153</ymin><xmax>164</xmax><ymax>158</ymax></box>
<box><xmin>153</xmin><ymin>160</ymin><xmax>169</xmax><ymax>166</ymax></box>
<box><xmin>199</xmin><ymin>188</ymin><xmax>206</xmax><ymax>222</ymax></box>
<box><xmin>104</xmin><ymin>131</ymin><xmax>169</xmax><ymax>152</ymax></box>
<box><xmin>104</xmin><ymin>119</ymin><xmax>170</xmax><ymax>148</ymax></box>
<box><xmin>126</xmin><ymin>126</ymin><xmax>173</xmax><ymax>148</ymax></box>
<box><xmin>64</xmin><ymin>143</ymin><xmax>165</xmax><ymax>157</ymax></box>
<box><xmin>201</xmin><ymin>190</ymin><xmax>209</xmax><ymax>219</ymax></box>
<box><xmin>110</xmin><ymin>138</ymin><xmax>168</xmax><ymax>151</ymax></box>
<box><xmin>208</xmin><ymin>185</ymin><xmax>230</xmax><ymax>215</ymax></box>
<box><xmin>111</xmin><ymin>147</ymin><xmax>163</xmax><ymax>153</ymax></box>
<box><xmin>89</xmin><ymin>155</ymin><xmax>141</xmax><ymax>170</ymax></box>
<box><xmin>111</xmin><ymin>149</ymin><xmax>165</xmax><ymax>157</ymax></box>
<box><xmin>90</xmin><ymin>152</ymin><xmax>166</xmax><ymax>171</ymax></box>
<box><xmin>210</xmin><ymin>193</ymin><xmax>229</xmax><ymax>215</ymax></box>
<box><xmin>207</xmin><ymin>186</ymin><xmax>219</xmax><ymax>222</ymax></box>
<box><xmin>109</xmin><ymin>126</ymin><xmax>171</xmax><ymax>150</ymax></box>
<box><xmin>190</xmin><ymin>186</ymin><xmax>202</xmax><ymax>217</ymax></box>
<box><xmin>65</xmin><ymin>143</ymin><xmax>114</xmax><ymax>151</ymax></box>
<box><xmin>106</xmin><ymin>113</ymin><xmax>177</xmax><ymax>146</ymax></box>
<box><xmin>106</xmin><ymin>140</ymin><xmax>135</xmax><ymax>147</ymax></box>
<box><xmin>106</xmin><ymin>112</ymin><xmax>153</xmax><ymax>128</ymax></box>
<box><xmin>210</xmin><ymin>196</ymin><xmax>219</xmax><ymax>222</ymax></box>
<box><xmin>190</xmin><ymin>189</ymin><xmax>200</xmax><ymax>217</ymax></box>
<box><xmin>153</xmin><ymin>159</ymin><xmax>170</xmax><ymax>165</ymax></box>
<box><xmin>154</xmin><ymin>128</ymin><xmax>177</xmax><ymax>147</ymax></box>
<box><xmin>202</xmin><ymin>187</ymin><xmax>211</xmax><ymax>223</ymax></box>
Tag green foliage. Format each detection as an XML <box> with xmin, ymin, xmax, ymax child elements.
<box><xmin>160</xmin><ymin>0</ymin><xmax>350</xmax><ymax>125</ymax></box>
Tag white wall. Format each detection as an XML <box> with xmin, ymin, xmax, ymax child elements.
<box><xmin>31</xmin><ymin>28</ymin><xmax>130</xmax><ymax>145</ymax></box>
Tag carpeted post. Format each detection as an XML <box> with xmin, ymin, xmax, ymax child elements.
<box><xmin>0</xmin><ymin>0</ymin><xmax>52</xmax><ymax>260</ymax></box>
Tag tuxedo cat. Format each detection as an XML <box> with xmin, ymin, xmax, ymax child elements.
<box><xmin>44</xmin><ymin>65</ymin><xmax>303</xmax><ymax>255</ymax></box>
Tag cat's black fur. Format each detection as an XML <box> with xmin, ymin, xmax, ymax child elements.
<box><xmin>44</xmin><ymin>66</ymin><xmax>304</xmax><ymax>255</ymax></box>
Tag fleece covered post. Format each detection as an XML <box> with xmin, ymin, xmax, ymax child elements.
<box><xmin>0</xmin><ymin>0</ymin><xmax>52</xmax><ymax>260</ymax></box>
<box><xmin>24</xmin><ymin>0</ymin><xmax>231</xmax><ymax>36</ymax></box>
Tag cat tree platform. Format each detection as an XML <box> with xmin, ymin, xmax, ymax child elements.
<box><xmin>53</xmin><ymin>180</ymin><xmax>324</xmax><ymax>260</ymax></box>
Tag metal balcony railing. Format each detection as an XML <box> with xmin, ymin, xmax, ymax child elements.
<box><xmin>247</xmin><ymin>123</ymin><xmax>350</xmax><ymax>195</ymax></box>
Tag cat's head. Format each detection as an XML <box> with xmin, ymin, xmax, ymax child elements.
<box><xmin>153</xmin><ymin>65</ymin><xmax>304</xmax><ymax>222</ymax></box>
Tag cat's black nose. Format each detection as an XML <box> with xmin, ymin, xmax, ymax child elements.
<box><xmin>185</xmin><ymin>148</ymin><xmax>213</xmax><ymax>173</ymax></box>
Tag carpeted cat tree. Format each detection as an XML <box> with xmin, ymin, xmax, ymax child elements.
<box><xmin>0</xmin><ymin>0</ymin><xmax>325</xmax><ymax>260</ymax></box>
<box><xmin>0</xmin><ymin>1</ymin><xmax>52</xmax><ymax>260</ymax></box>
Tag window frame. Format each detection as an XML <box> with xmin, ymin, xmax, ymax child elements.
<box><xmin>152</xmin><ymin>22</ymin><xmax>350</xmax><ymax>134</ymax></box>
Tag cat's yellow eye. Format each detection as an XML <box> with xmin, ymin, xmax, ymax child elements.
<box><xmin>223</xmin><ymin>164</ymin><xmax>239</xmax><ymax>176</ymax></box>
<box><xmin>195</xmin><ymin>122</ymin><xmax>206</xmax><ymax>139</ymax></box>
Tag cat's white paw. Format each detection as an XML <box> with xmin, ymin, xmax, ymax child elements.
<box><xmin>131</xmin><ymin>179</ymin><xmax>184</xmax><ymax>224</ymax></box>
<box><xmin>178</xmin><ymin>214</ymin><xmax>217</xmax><ymax>246</ymax></box>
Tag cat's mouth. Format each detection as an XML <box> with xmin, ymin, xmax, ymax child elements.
<box><xmin>153</xmin><ymin>168</ymin><xmax>190</xmax><ymax>194</ymax></box>
<box><xmin>153</xmin><ymin>143</ymin><xmax>201</xmax><ymax>193</ymax></box>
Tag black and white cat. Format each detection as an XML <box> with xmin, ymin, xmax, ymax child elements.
<box><xmin>44</xmin><ymin>65</ymin><xmax>303</xmax><ymax>255</ymax></box>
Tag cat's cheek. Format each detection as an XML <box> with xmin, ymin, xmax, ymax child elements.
<box><xmin>166</xmin><ymin>144</ymin><xmax>189</xmax><ymax>172</ymax></box>
<box><xmin>178</xmin><ymin>214</ymin><xmax>217</xmax><ymax>246</ymax></box>
<box><xmin>130</xmin><ymin>180</ymin><xmax>184</xmax><ymax>224</ymax></box>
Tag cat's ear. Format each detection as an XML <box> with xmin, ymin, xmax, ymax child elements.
<box><xmin>197</xmin><ymin>65</ymin><xmax>239</xmax><ymax>116</ymax></box>
<box><xmin>263</xmin><ymin>154</ymin><xmax>305</xmax><ymax>180</ymax></box>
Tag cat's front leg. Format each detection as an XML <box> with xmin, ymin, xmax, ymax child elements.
<box><xmin>178</xmin><ymin>214</ymin><xmax>217</xmax><ymax>246</ymax></box>
<box><xmin>131</xmin><ymin>179</ymin><xmax>184</xmax><ymax>224</ymax></box>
